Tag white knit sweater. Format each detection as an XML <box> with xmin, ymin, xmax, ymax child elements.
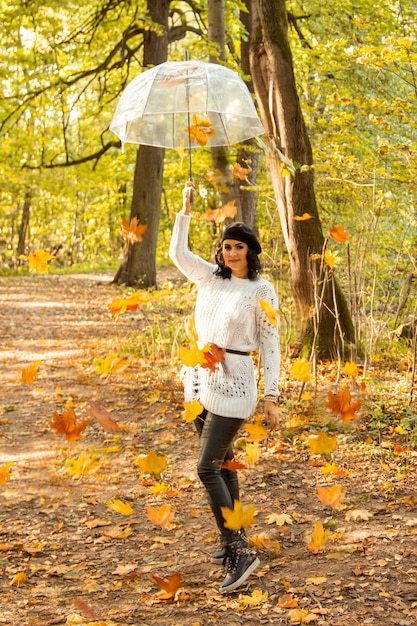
<box><xmin>169</xmin><ymin>213</ymin><xmax>280</xmax><ymax>419</ymax></box>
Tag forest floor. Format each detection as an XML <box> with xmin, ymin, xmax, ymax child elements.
<box><xmin>0</xmin><ymin>272</ymin><xmax>416</xmax><ymax>626</ymax></box>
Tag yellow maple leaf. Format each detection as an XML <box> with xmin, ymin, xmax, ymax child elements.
<box><xmin>93</xmin><ymin>352</ymin><xmax>127</xmax><ymax>375</ymax></box>
<box><xmin>27</xmin><ymin>249</ymin><xmax>54</xmax><ymax>273</ymax></box>
<box><xmin>266</xmin><ymin>513</ymin><xmax>293</xmax><ymax>526</ymax></box>
<box><xmin>205</xmin><ymin>168</ymin><xmax>230</xmax><ymax>193</ymax></box>
<box><xmin>0</xmin><ymin>462</ymin><xmax>13</xmax><ymax>486</ymax></box>
<box><xmin>21</xmin><ymin>360</ymin><xmax>41</xmax><ymax>384</ymax></box>
<box><xmin>249</xmin><ymin>533</ymin><xmax>271</xmax><ymax>549</ymax></box>
<box><xmin>136</xmin><ymin>450</ymin><xmax>166</xmax><ymax>479</ymax></box>
<box><xmin>65</xmin><ymin>453</ymin><xmax>100</xmax><ymax>477</ymax></box>
<box><xmin>317</xmin><ymin>485</ymin><xmax>346</xmax><ymax>510</ymax></box>
<box><xmin>258</xmin><ymin>298</ymin><xmax>280</xmax><ymax>326</ymax></box>
<box><xmin>221</xmin><ymin>500</ymin><xmax>255</xmax><ymax>531</ymax></box>
<box><xmin>291</xmin><ymin>359</ymin><xmax>311</xmax><ymax>383</ymax></box>
<box><xmin>238</xmin><ymin>589</ymin><xmax>268</xmax><ymax>609</ymax></box>
<box><xmin>10</xmin><ymin>572</ymin><xmax>29</xmax><ymax>587</ymax></box>
<box><xmin>307</xmin><ymin>431</ymin><xmax>337</xmax><ymax>457</ymax></box>
<box><xmin>245</xmin><ymin>421</ymin><xmax>268</xmax><ymax>442</ymax></box>
<box><xmin>182</xmin><ymin>399</ymin><xmax>204</xmax><ymax>423</ymax></box>
<box><xmin>308</xmin><ymin>521</ymin><xmax>330</xmax><ymax>554</ymax></box>
<box><xmin>324</xmin><ymin>249</ymin><xmax>340</xmax><ymax>268</ymax></box>
<box><xmin>146</xmin><ymin>504</ymin><xmax>175</xmax><ymax>529</ymax></box>
<box><xmin>185</xmin><ymin>114</ymin><xmax>216</xmax><ymax>146</ymax></box>
<box><xmin>294</xmin><ymin>213</ymin><xmax>313</xmax><ymax>221</ymax></box>
<box><xmin>288</xmin><ymin>608</ymin><xmax>316</xmax><ymax>623</ymax></box>
<box><xmin>245</xmin><ymin>442</ymin><xmax>261</xmax><ymax>466</ymax></box>
<box><xmin>179</xmin><ymin>344</ymin><xmax>206</xmax><ymax>368</ymax></box>
<box><xmin>184</xmin><ymin>312</ymin><xmax>198</xmax><ymax>343</ymax></box>
<box><xmin>106</xmin><ymin>499</ymin><xmax>134</xmax><ymax>516</ymax></box>
<box><xmin>342</xmin><ymin>361</ymin><xmax>359</xmax><ymax>377</ymax></box>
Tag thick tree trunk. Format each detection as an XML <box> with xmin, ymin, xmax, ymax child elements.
<box><xmin>250</xmin><ymin>0</ymin><xmax>355</xmax><ymax>357</ymax></box>
<box><xmin>114</xmin><ymin>0</ymin><xmax>169</xmax><ymax>287</ymax></box>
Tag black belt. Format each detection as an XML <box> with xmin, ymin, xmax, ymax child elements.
<box><xmin>225</xmin><ymin>348</ymin><xmax>251</xmax><ymax>356</ymax></box>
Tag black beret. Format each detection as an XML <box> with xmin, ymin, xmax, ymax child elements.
<box><xmin>222</xmin><ymin>222</ymin><xmax>262</xmax><ymax>254</ymax></box>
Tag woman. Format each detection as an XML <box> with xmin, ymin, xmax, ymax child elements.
<box><xmin>169</xmin><ymin>182</ymin><xmax>280</xmax><ymax>593</ymax></box>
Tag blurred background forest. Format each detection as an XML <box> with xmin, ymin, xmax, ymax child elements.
<box><xmin>1</xmin><ymin>0</ymin><xmax>417</xmax><ymax>362</ymax></box>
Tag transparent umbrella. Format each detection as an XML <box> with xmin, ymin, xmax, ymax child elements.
<box><xmin>109</xmin><ymin>59</ymin><xmax>265</xmax><ymax>179</ymax></box>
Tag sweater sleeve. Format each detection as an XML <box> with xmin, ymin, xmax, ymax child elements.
<box><xmin>169</xmin><ymin>213</ymin><xmax>215</xmax><ymax>285</ymax></box>
<box><xmin>256</xmin><ymin>281</ymin><xmax>280</xmax><ymax>399</ymax></box>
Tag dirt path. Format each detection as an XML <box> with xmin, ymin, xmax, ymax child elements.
<box><xmin>0</xmin><ymin>274</ymin><xmax>416</xmax><ymax>626</ymax></box>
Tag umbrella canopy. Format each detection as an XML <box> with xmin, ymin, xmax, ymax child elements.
<box><xmin>109</xmin><ymin>60</ymin><xmax>264</xmax><ymax>151</ymax></box>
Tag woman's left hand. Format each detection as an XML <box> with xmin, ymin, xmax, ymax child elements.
<box><xmin>264</xmin><ymin>400</ymin><xmax>279</xmax><ymax>429</ymax></box>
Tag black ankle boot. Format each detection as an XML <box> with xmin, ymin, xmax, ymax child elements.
<box><xmin>219</xmin><ymin>538</ymin><xmax>259</xmax><ymax>593</ymax></box>
<box><xmin>212</xmin><ymin>530</ymin><xmax>248</xmax><ymax>565</ymax></box>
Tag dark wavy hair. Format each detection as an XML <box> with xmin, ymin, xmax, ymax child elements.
<box><xmin>214</xmin><ymin>246</ymin><xmax>261</xmax><ymax>281</ymax></box>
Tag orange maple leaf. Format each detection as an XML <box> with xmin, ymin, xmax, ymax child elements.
<box><xmin>205</xmin><ymin>168</ymin><xmax>230</xmax><ymax>193</ymax></box>
<box><xmin>151</xmin><ymin>572</ymin><xmax>182</xmax><ymax>600</ymax></box>
<box><xmin>146</xmin><ymin>504</ymin><xmax>175</xmax><ymax>529</ymax></box>
<box><xmin>21</xmin><ymin>360</ymin><xmax>41</xmax><ymax>384</ymax></box>
<box><xmin>202</xmin><ymin>200</ymin><xmax>237</xmax><ymax>224</ymax></box>
<box><xmin>220</xmin><ymin>459</ymin><xmax>248</xmax><ymax>471</ymax></box>
<box><xmin>201</xmin><ymin>344</ymin><xmax>225</xmax><ymax>373</ymax></box>
<box><xmin>185</xmin><ymin>114</ymin><xmax>216</xmax><ymax>146</ymax></box>
<box><xmin>108</xmin><ymin>291</ymin><xmax>150</xmax><ymax>318</ymax></box>
<box><xmin>328</xmin><ymin>224</ymin><xmax>349</xmax><ymax>243</ymax></box>
<box><xmin>317</xmin><ymin>485</ymin><xmax>346</xmax><ymax>510</ymax></box>
<box><xmin>0</xmin><ymin>462</ymin><xmax>13</xmax><ymax>486</ymax></box>
<box><xmin>232</xmin><ymin>162</ymin><xmax>252</xmax><ymax>181</ymax></box>
<box><xmin>27</xmin><ymin>249</ymin><xmax>54</xmax><ymax>273</ymax></box>
<box><xmin>120</xmin><ymin>217</ymin><xmax>147</xmax><ymax>244</ymax></box>
<box><xmin>85</xmin><ymin>402</ymin><xmax>120</xmax><ymax>433</ymax></box>
<box><xmin>308</xmin><ymin>521</ymin><xmax>330</xmax><ymax>553</ymax></box>
<box><xmin>326</xmin><ymin>388</ymin><xmax>362</xmax><ymax>425</ymax></box>
<box><xmin>50</xmin><ymin>409</ymin><xmax>90</xmax><ymax>444</ymax></box>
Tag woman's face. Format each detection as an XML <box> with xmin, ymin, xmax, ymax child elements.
<box><xmin>221</xmin><ymin>239</ymin><xmax>249</xmax><ymax>278</ymax></box>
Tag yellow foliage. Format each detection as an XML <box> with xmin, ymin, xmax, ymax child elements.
<box><xmin>307</xmin><ymin>431</ymin><xmax>337</xmax><ymax>457</ymax></box>
<box><xmin>0</xmin><ymin>462</ymin><xmax>13</xmax><ymax>486</ymax></box>
<box><xmin>258</xmin><ymin>297</ymin><xmax>280</xmax><ymax>326</ymax></box>
<box><xmin>182</xmin><ymin>399</ymin><xmax>204</xmax><ymax>423</ymax></box>
<box><xmin>245</xmin><ymin>442</ymin><xmax>261</xmax><ymax>466</ymax></box>
<box><xmin>308</xmin><ymin>521</ymin><xmax>330</xmax><ymax>554</ymax></box>
<box><xmin>21</xmin><ymin>360</ymin><xmax>41</xmax><ymax>384</ymax></box>
<box><xmin>291</xmin><ymin>359</ymin><xmax>311</xmax><ymax>383</ymax></box>
<box><xmin>106</xmin><ymin>499</ymin><xmax>134</xmax><ymax>516</ymax></box>
<box><xmin>221</xmin><ymin>500</ymin><xmax>256</xmax><ymax>531</ymax></box>
<box><xmin>136</xmin><ymin>450</ymin><xmax>167</xmax><ymax>478</ymax></box>
<box><xmin>317</xmin><ymin>485</ymin><xmax>346</xmax><ymax>510</ymax></box>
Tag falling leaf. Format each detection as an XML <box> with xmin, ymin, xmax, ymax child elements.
<box><xmin>108</xmin><ymin>292</ymin><xmax>150</xmax><ymax>319</ymax></box>
<box><xmin>326</xmin><ymin>388</ymin><xmax>362</xmax><ymax>425</ymax></box>
<box><xmin>106</xmin><ymin>499</ymin><xmax>134</xmax><ymax>516</ymax></box>
<box><xmin>205</xmin><ymin>168</ymin><xmax>230</xmax><ymax>193</ymax></box>
<box><xmin>245</xmin><ymin>421</ymin><xmax>268</xmax><ymax>442</ymax></box>
<box><xmin>221</xmin><ymin>458</ymin><xmax>248</xmax><ymax>471</ymax></box>
<box><xmin>120</xmin><ymin>216</ymin><xmax>147</xmax><ymax>244</ymax></box>
<box><xmin>0</xmin><ymin>462</ymin><xmax>12</xmax><ymax>486</ymax></box>
<box><xmin>278</xmin><ymin>593</ymin><xmax>298</xmax><ymax>608</ymax></box>
<box><xmin>245</xmin><ymin>442</ymin><xmax>261</xmax><ymax>466</ymax></box>
<box><xmin>21</xmin><ymin>360</ymin><xmax>41</xmax><ymax>384</ymax></box>
<box><xmin>66</xmin><ymin>453</ymin><xmax>100</xmax><ymax>477</ymax></box>
<box><xmin>200</xmin><ymin>343</ymin><xmax>225</xmax><ymax>373</ymax></box>
<box><xmin>320</xmin><ymin>463</ymin><xmax>349</xmax><ymax>478</ymax></box>
<box><xmin>345</xmin><ymin>508</ymin><xmax>373</xmax><ymax>522</ymax></box>
<box><xmin>294</xmin><ymin>213</ymin><xmax>313</xmax><ymax>221</ymax></box>
<box><xmin>136</xmin><ymin>450</ymin><xmax>167</xmax><ymax>479</ymax></box>
<box><xmin>10</xmin><ymin>572</ymin><xmax>29</xmax><ymax>587</ymax></box>
<box><xmin>291</xmin><ymin>359</ymin><xmax>311</xmax><ymax>383</ymax></box>
<box><xmin>308</xmin><ymin>521</ymin><xmax>330</xmax><ymax>553</ymax></box>
<box><xmin>324</xmin><ymin>249</ymin><xmax>340</xmax><ymax>268</ymax></box>
<box><xmin>317</xmin><ymin>485</ymin><xmax>346</xmax><ymax>510</ymax></box>
<box><xmin>146</xmin><ymin>504</ymin><xmax>175</xmax><ymax>529</ymax></box>
<box><xmin>232</xmin><ymin>162</ymin><xmax>252</xmax><ymax>181</ymax></box>
<box><xmin>176</xmin><ymin>139</ymin><xmax>185</xmax><ymax>168</ymax></box>
<box><xmin>259</xmin><ymin>298</ymin><xmax>280</xmax><ymax>326</ymax></box>
<box><xmin>307</xmin><ymin>431</ymin><xmax>337</xmax><ymax>457</ymax></box>
<box><xmin>27</xmin><ymin>249</ymin><xmax>54</xmax><ymax>272</ymax></box>
<box><xmin>249</xmin><ymin>533</ymin><xmax>271</xmax><ymax>549</ymax></box>
<box><xmin>93</xmin><ymin>352</ymin><xmax>127</xmax><ymax>375</ymax></box>
<box><xmin>50</xmin><ymin>408</ymin><xmax>90</xmax><ymax>444</ymax></box>
<box><xmin>238</xmin><ymin>589</ymin><xmax>268</xmax><ymax>609</ymax></box>
<box><xmin>184</xmin><ymin>312</ymin><xmax>198</xmax><ymax>343</ymax></box>
<box><xmin>182</xmin><ymin>399</ymin><xmax>204</xmax><ymax>423</ymax></box>
<box><xmin>329</xmin><ymin>224</ymin><xmax>349</xmax><ymax>243</ymax></box>
<box><xmin>342</xmin><ymin>361</ymin><xmax>359</xmax><ymax>377</ymax></box>
<box><xmin>221</xmin><ymin>500</ymin><xmax>255</xmax><ymax>531</ymax></box>
<box><xmin>85</xmin><ymin>402</ymin><xmax>120</xmax><ymax>433</ymax></box>
<box><xmin>266</xmin><ymin>513</ymin><xmax>293</xmax><ymax>526</ymax></box>
<box><xmin>202</xmin><ymin>200</ymin><xmax>237</xmax><ymax>224</ymax></box>
<box><xmin>185</xmin><ymin>114</ymin><xmax>216</xmax><ymax>146</ymax></box>
<box><xmin>179</xmin><ymin>344</ymin><xmax>206</xmax><ymax>368</ymax></box>
<box><xmin>151</xmin><ymin>572</ymin><xmax>182</xmax><ymax>600</ymax></box>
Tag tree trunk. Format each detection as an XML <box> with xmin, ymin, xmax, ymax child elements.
<box><xmin>17</xmin><ymin>189</ymin><xmax>31</xmax><ymax>263</ymax></box>
<box><xmin>113</xmin><ymin>0</ymin><xmax>169</xmax><ymax>288</ymax></box>
<box><xmin>250</xmin><ymin>0</ymin><xmax>355</xmax><ymax>358</ymax></box>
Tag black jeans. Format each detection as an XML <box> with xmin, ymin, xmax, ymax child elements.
<box><xmin>194</xmin><ymin>409</ymin><xmax>244</xmax><ymax>543</ymax></box>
